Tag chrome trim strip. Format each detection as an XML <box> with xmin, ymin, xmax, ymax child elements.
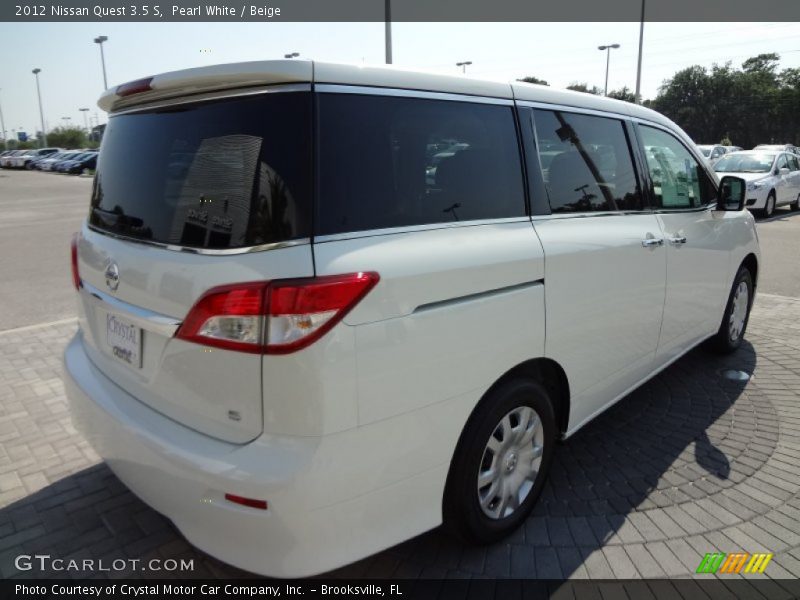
<box><xmin>414</xmin><ymin>279</ymin><xmax>544</xmax><ymax>314</ymax></box>
<box><xmin>111</xmin><ymin>83</ymin><xmax>312</xmax><ymax>115</ymax></box>
<box><xmin>85</xmin><ymin>225</ymin><xmax>310</xmax><ymax>255</ymax></box>
<box><xmin>315</xmin><ymin>84</ymin><xmax>514</xmax><ymax>106</ymax></box>
<box><xmin>81</xmin><ymin>282</ymin><xmax>182</xmax><ymax>337</ymax></box>
<box><xmin>531</xmin><ymin>211</ymin><xmax>653</xmax><ymax>221</ymax></box>
<box><xmin>313</xmin><ymin>217</ymin><xmax>530</xmax><ymax>244</ymax></box>
<box><xmin>514</xmin><ymin>100</ymin><xmax>636</xmax><ymax>123</ymax></box>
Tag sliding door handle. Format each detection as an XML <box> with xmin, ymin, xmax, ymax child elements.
<box><xmin>669</xmin><ymin>236</ymin><xmax>688</xmax><ymax>245</ymax></box>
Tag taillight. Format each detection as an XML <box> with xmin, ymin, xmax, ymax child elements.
<box><xmin>116</xmin><ymin>77</ymin><xmax>154</xmax><ymax>97</ymax></box>
<box><xmin>70</xmin><ymin>233</ymin><xmax>81</xmax><ymax>290</ymax></box>
<box><xmin>175</xmin><ymin>272</ymin><xmax>379</xmax><ymax>354</ymax></box>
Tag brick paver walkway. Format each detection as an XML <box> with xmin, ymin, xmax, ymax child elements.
<box><xmin>2</xmin><ymin>295</ymin><xmax>800</xmax><ymax>580</ymax></box>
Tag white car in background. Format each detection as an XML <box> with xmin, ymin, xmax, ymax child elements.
<box><xmin>8</xmin><ymin>147</ymin><xmax>61</xmax><ymax>168</ymax></box>
<box><xmin>754</xmin><ymin>143</ymin><xmax>800</xmax><ymax>155</ymax></box>
<box><xmin>697</xmin><ymin>144</ymin><xmax>727</xmax><ymax>165</ymax></box>
<box><xmin>0</xmin><ymin>149</ymin><xmax>26</xmax><ymax>168</ymax></box>
<box><xmin>714</xmin><ymin>150</ymin><xmax>800</xmax><ymax>217</ymax></box>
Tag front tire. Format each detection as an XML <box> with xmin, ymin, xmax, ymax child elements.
<box><xmin>708</xmin><ymin>266</ymin><xmax>753</xmax><ymax>354</ymax></box>
<box><xmin>761</xmin><ymin>192</ymin><xmax>776</xmax><ymax>218</ymax></box>
<box><xmin>443</xmin><ymin>378</ymin><xmax>555</xmax><ymax>544</ymax></box>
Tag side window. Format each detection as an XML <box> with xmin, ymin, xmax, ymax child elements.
<box><xmin>776</xmin><ymin>154</ymin><xmax>789</xmax><ymax>171</ymax></box>
<box><xmin>638</xmin><ymin>125</ymin><xmax>717</xmax><ymax>209</ymax></box>
<box><xmin>316</xmin><ymin>94</ymin><xmax>526</xmax><ymax>236</ymax></box>
<box><xmin>532</xmin><ymin>109</ymin><xmax>642</xmax><ymax>213</ymax></box>
<box><xmin>788</xmin><ymin>154</ymin><xmax>800</xmax><ymax>171</ymax></box>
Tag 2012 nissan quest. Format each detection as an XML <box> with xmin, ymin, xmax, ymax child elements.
<box><xmin>63</xmin><ymin>60</ymin><xmax>760</xmax><ymax>577</ymax></box>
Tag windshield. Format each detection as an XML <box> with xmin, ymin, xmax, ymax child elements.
<box><xmin>90</xmin><ymin>91</ymin><xmax>312</xmax><ymax>250</ymax></box>
<box><xmin>713</xmin><ymin>153</ymin><xmax>775</xmax><ymax>173</ymax></box>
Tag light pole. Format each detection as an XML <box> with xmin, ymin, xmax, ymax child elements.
<box><xmin>0</xmin><ymin>89</ymin><xmax>7</xmax><ymax>151</ymax></box>
<box><xmin>456</xmin><ymin>61</ymin><xmax>472</xmax><ymax>74</ymax></box>
<box><xmin>80</xmin><ymin>108</ymin><xmax>90</xmax><ymax>134</ymax></box>
<box><xmin>385</xmin><ymin>0</ymin><xmax>392</xmax><ymax>64</ymax></box>
<box><xmin>283</xmin><ymin>52</ymin><xmax>299</xmax><ymax>59</ymax></box>
<box><xmin>32</xmin><ymin>68</ymin><xmax>47</xmax><ymax>147</ymax></box>
<box><xmin>635</xmin><ymin>0</ymin><xmax>646</xmax><ymax>103</ymax></box>
<box><xmin>598</xmin><ymin>44</ymin><xmax>620</xmax><ymax>96</ymax></box>
<box><xmin>94</xmin><ymin>35</ymin><xmax>109</xmax><ymax>90</ymax></box>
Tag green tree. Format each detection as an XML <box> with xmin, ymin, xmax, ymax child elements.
<box><xmin>608</xmin><ymin>86</ymin><xmax>636</xmax><ymax>103</ymax></box>
<box><xmin>518</xmin><ymin>76</ymin><xmax>549</xmax><ymax>86</ymax></box>
<box><xmin>566</xmin><ymin>82</ymin><xmax>602</xmax><ymax>95</ymax></box>
<box><xmin>651</xmin><ymin>53</ymin><xmax>800</xmax><ymax>148</ymax></box>
<box><xmin>46</xmin><ymin>126</ymin><xmax>88</xmax><ymax>149</ymax></box>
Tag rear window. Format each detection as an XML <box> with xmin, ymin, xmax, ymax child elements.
<box><xmin>316</xmin><ymin>93</ymin><xmax>526</xmax><ymax>236</ymax></box>
<box><xmin>90</xmin><ymin>92</ymin><xmax>312</xmax><ymax>250</ymax></box>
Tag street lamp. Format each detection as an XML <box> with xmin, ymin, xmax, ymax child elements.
<box><xmin>385</xmin><ymin>0</ymin><xmax>392</xmax><ymax>64</ymax></box>
<box><xmin>283</xmin><ymin>52</ymin><xmax>299</xmax><ymax>59</ymax></box>
<box><xmin>32</xmin><ymin>68</ymin><xmax>47</xmax><ymax>147</ymax></box>
<box><xmin>598</xmin><ymin>43</ymin><xmax>620</xmax><ymax>96</ymax></box>
<box><xmin>635</xmin><ymin>0</ymin><xmax>646</xmax><ymax>104</ymax></box>
<box><xmin>62</xmin><ymin>117</ymin><xmax>72</xmax><ymax>127</ymax></box>
<box><xmin>94</xmin><ymin>35</ymin><xmax>109</xmax><ymax>90</ymax></box>
<box><xmin>0</xmin><ymin>89</ymin><xmax>7</xmax><ymax>151</ymax></box>
<box><xmin>456</xmin><ymin>61</ymin><xmax>472</xmax><ymax>74</ymax></box>
<box><xmin>79</xmin><ymin>108</ymin><xmax>90</xmax><ymax>134</ymax></box>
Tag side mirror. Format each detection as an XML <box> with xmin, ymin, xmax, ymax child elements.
<box><xmin>779</xmin><ymin>167</ymin><xmax>790</xmax><ymax>176</ymax></box>
<box><xmin>717</xmin><ymin>176</ymin><xmax>746</xmax><ymax>211</ymax></box>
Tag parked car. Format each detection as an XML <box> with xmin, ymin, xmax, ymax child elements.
<box><xmin>64</xmin><ymin>60</ymin><xmax>759</xmax><ymax>578</ymax></box>
<box><xmin>7</xmin><ymin>147</ymin><xmax>62</xmax><ymax>168</ymax></box>
<box><xmin>58</xmin><ymin>152</ymin><xmax>98</xmax><ymax>174</ymax></box>
<box><xmin>30</xmin><ymin>151</ymin><xmax>65</xmax><ymax>170</ymax></box>
<box><xmin>22</xmin><ymin>147</ymin><xmax>63</xmax><ymax>168</ymax></box>
<box><xmin>0</xmin><ymin>149</ymin><xmax>27</xmax><ymax>168</ymax></box>
<box><xmin>38</xmin><ymin>151</ymin><xmax>82</xmax><ymax>171</ymax></box>
<box><xmin>697</xmin><ymin>144</ymin><xmax>727</xmax><ymax>164</ymax></box>
<box><xmin>51</xmin><ymin>152</ymin><xmax>91</xmax><ymax>172</ymax></box>
<box><xmin>753</xmin><ymin>143</ymin><xmax>799</xmax><ymax>155</ymax></box>
<box><xmin>723</xmin><ymin>145</ymin><xmax>743</xmax><ymax>153</ymax></box>
<box><xmin>713</xmin><ymin>150</ymin><xmax>800</xmax><ymax>217</ymax></box>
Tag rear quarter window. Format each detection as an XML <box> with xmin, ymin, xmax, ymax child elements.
<box><xmin>315</xmin><ymin>93</ymin><xmax>526</xmax><ymax>236</ymax></box>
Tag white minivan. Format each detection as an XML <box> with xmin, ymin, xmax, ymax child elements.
<box><xmin>64</xmin><ymin>60</ymin><xmax>760</xmax><ymax>577</ymax></box>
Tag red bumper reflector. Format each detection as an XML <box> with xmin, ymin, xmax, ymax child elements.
<box><xmin>224</xmin><ymin>493</ymin><xmax>268</xmax><ymax>510</ymax></box>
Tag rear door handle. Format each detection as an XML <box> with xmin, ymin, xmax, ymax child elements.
<box><xmin>668</xmin><ymin>236</ymin><xmax>687</xmax><ymax>245</ymax></box>
<box><xmin>641</xmin><ymin>238</ymin><xmax>664</xmax><ymax>248</ymax></box>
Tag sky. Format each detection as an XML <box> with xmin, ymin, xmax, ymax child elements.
<box><xmin>1</xmin><ymin>21</ymin><xmax>799</xmax><ymax>139</ymax></box>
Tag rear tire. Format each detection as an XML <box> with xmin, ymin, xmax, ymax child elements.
<box><xmin>443</xmin><ymin>378</ymin><xmax>555</xmax><ymax>544</ymax></box>
<box><xmin>707</xmin><ymin>266</ymin><xmax>753</xmax><ymax>354</ymax></box>
<box><xmin>790</xmin><ymin>194</ymin><xmax>800</xmax><ymax>212</ymax></box>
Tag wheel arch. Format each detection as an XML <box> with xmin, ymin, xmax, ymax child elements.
<box><xmin>741</xmin><ymin>252</ymin><xmax>759</xmax><ymax>290</ymax></box>
<box><xmin>441</xmin><ymin>356</ymin><xmax>571</xmax><ymax>525</ymax></box>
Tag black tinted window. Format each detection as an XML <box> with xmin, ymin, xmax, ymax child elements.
<box><xmin>90</xmin><ymin>92</ymin><xmax>312</xmax><ymax>249</ymax></box>
<box><xmin>533</xmin><ymin>109</ymin><xmax>642</xmax><ymax>213</ymax></box>
<box><xmin>316</xmin><ymin>94</ymin><xmax>525</xmax><ymax>235</ymax></box>
<box><xmin>639</xmin><ymin>126</ymin><xmax>716</xmax><ymax>209</ymax></box>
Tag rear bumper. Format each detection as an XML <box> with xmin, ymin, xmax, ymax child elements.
<box><xmin>63</xmin><ymin>332</ymin><xmax>448</xmax><ymax>577</ymax></box>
